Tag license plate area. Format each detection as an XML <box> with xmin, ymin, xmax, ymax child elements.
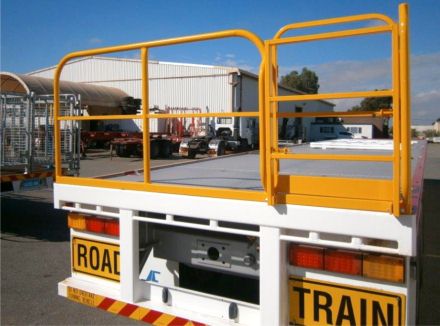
<box><xmin>72</xmin><ymin>237</ymin><xmax>120</xmax><ymax>282</ymax></box>
<box><xmin>289</xmin><ymin>277</ymin><xmax>405</xmax><ymax>325</ymax></box>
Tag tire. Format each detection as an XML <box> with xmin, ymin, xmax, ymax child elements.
<box><xmin>217</xmin><ymin>141</ymin><xmax>225</xmax><ymax>156</ymax></box>
<box><xmin>115</xmin><ymin>144</ymin><xmax>130</xmax><ymax>157</ymax></box>
<box><xmin>150</xmin><ymin>141</ymin><xmax>160</xmax><ymax>159</ymax></box>
<box><xmin>159</xmin><ymin>141</ymin><xmax>172</xmax><ymax>158</ymax></box>
<box><xmin>240</xmin><ymin>139</ymin><xmax>249</xmax><ymax>150</ymax></box>
<box><xmin>188</xmin><ymin>149</ymin><xmax>196</xmax><ymax>159</ymax></box>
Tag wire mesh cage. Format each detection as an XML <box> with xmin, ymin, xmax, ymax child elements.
<box><xmin>0</xmin><ymin>92</ymin><xmax>81</xmax><ymax>174</ymax></box>
<box><xmin>1</xmin><ymin>94</ymin><xmax>31</xmax><ymax>170</ymax></box>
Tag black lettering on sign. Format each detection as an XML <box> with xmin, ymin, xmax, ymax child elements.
<box><xmin>293</xmin><ymin>287</ymin><xmax>311</xmax><ymax>319</ymax></box>
<box><xmin>101</xmin><ymin>249</ymin><xmax>112</xmax><ymax>273</ymax></box>
<box><xmin>77</xmin><ymin>244</ymin><xmax>87</xmax><ymax>268</ymax></box>
<box><xmin>335</xmin><ymin>295</ymin><xmax>356</xmax><ymax>325</ymax></box>
<box><xmin>114</xmin><ymin>251</ymin><xmax>120</xmax><ymax>276</ymax></box>
<box><xmin>90</xmin><ymin>246</ymin><xmax>100</xmax><ymax>270</ymax></box>
<box><xmin>373</xmin><ymin>301</ymin><xmax>394</xmax><ymax>326</ymax></box>
<box><xmin>360</xmin><ymin>298</ymin><xmax>367</xmax><ymax>325</ymax></box>
<box><xmin>313</xmin><ymin>290</ymin><xmax>333</xmax><ymax>324</ymax></box>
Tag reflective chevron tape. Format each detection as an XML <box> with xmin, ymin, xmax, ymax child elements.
<box><xmin>67</xmin><ymin>287</ymin><xmax>205</xmax><ymax>326</ymax></box>
<box><xmin>0</xmin><ymin>171</ymin><xmax>53</xmax><ymax>182</ymax></box>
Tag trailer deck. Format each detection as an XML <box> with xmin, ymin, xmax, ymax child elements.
<box><xmin>106</xmin><ymin>140</ymin><xmax>424</xmax><ymax>191</ymax></box>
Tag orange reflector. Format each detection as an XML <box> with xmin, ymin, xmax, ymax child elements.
<box><xmin>86</xmin><ymin>217</ymin><xmax>106</xmax><ymax>233</ymax></box>
<box><xmin>289</xmin><ymin>244</ymin><xmax>324</xmax><ymax>269</ymax></box>
<box><xmin>67</xmin><ymin>213</ymin><xmax>86</xmax><ymax>230</ymax></box>
<box><xmin>325</xmin><ymin>249</ymin><xmax>362</xmax><ymax>276</ymax></box>
<box><xmin>105</xmin><ymin>219</ymin><xmax>120</xmax><ymax>237</ymax></box>
<box><xmin>363</xmin><ymin>254</ymin><xmax>404</xmax><ymax>283</ymax></box>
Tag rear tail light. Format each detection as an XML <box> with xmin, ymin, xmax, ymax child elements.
<box><xmin>289</xmin><ymin>245</ymin><xmax>324</xmax><ymax>269</ymax></box>
<box><xmin>68</xmin><ymin>213</ymin><xmax>119</xmax><ymax>237</ymax></box>
<box><xmin>289</xmin><ymin>243</ymin><xmax>405</xmax><ymax>283</ymax></box>
<box><xmin>67</xmin><ymin>213</ymin><xmax>87</xmax><ymax>230</ymax></box>
<box><xmin>325</xmin><ymin>249</ymin><xmax>362</xmax><ymax>276</ymax></box>
<box><xmin>86</xmin><ymin>217</ymin><xmax>106</xmax><ymax>233</ymax></box>
<box><xmin>363</xmin><ymin>253</ymin><xmax>404</xmax><ymax>283</ymax></box>
<box><xmin>105</xmin><ymin>219</ymin><xmax>120</xmax><ymax>236</ymax></box>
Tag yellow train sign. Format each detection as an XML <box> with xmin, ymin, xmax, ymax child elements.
<box><xmin>289</xmin><ymin>277</ymin><xmax>405</xmax><ymax>325</ymax></box>
<box><xmin>72</xmin><ymin>237</ymin><xmax>120</xmax><ymax>281</ymax></box>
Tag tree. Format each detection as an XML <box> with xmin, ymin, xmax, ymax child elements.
<box><xmin>280</xmin><ymin>67</ymin><xmax>319</xmax><ymax>94</ymax></box>
<box><xmin>411</xmin><ymin>128</ymin><xmax>418</xmax><ymax>138</ymax></box>
<box><xmin>350</xmin><ymin>92</ymin><xmax>392</xmax><ymax>111</ymax></box>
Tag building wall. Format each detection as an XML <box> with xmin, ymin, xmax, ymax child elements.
<box><xmin>412</xmin><ymin>122</ymin><xmax>440</xmax><ymax>133</ymax></box>
<box><xmin>29</xmin><ymin>57</ymin><xmax>235</xmax><ymax>132</ymax></box>
<box><xmin>344</xmin><ymin>124</ymin><xmax>373</xmax><ymax>138</ymax></box>
<box><xmin>310</xmin><ymin>123</ymin><xmax>373</xmax><ymax>141</ymax></box>
<box><xmin>29</xmin><ymin>57</ymin><xmax>234</xmax><ymax>112</ymax></box>
<box><xmin>28</xmin><ymin>57</ymin><xmax>334</xmax><ymax>139</ymax></box>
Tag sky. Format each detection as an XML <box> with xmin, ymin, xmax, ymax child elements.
<box><xmin>1</xmin><ymin>0</ymin><xmax>439</xmax><ymax>124</ymax></box>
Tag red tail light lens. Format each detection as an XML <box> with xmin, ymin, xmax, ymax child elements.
<box><xmin>289</xmin><ymin>244</ymin><xmax>324</xmax><ymax>269</ymax></box>
<box><xmin>105</xmin><ymin>219</ymin><xmax>120</xmax><ymax>236</ymax></box>
<box><xmin>325</xmin><ymin>249</ymin><xmax>362</xmax><ymax>275</ymax></box>
<box><xmin>86</xmin><ymin>217</ymin><xmax>105</xmax><ymax>233</ymax></box>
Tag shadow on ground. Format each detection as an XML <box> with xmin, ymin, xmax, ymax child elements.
<box><xmin>1</xmin><ymin>191</ymin><xmax>68</xmax><ymax>242</ymax></box>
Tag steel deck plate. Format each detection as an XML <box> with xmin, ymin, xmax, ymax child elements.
<box><xmin>107</xmin><ymin>140</ymin><xmax>425</xmax><ymax>191</ymax></box>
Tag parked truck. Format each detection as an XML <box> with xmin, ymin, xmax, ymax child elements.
<box><xmin>179</xmin><ymin>116</ymin><xmax>256</xmax><ymax>158</ymax></box>
<box><xmin>53</xmin><ymin>4</ymin><xmax>423</xmax><ymax>325</ymax></box>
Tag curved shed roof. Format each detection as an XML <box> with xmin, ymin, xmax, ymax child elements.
<box><xmin>1</xmin><ymin>72</ymin><xmax>130</xmax><ymax>109</ymax></box>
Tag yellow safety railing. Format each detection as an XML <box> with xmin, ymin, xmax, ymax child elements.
<box><xmin>53</xmin><ymin>4</ymin><xmax>410</xmax><ymax>216</ymax></box>
<box><xmin>264</xmin><ymin>3</ymin><xmax>410</xmax><ymax>216</ymax></box>
<box><xmin>54</xmin><ymin>30</ymin><xmax>268</xmax><ymax>203</ymax></box>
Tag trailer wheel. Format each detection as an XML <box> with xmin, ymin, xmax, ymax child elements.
<box><xmin>188</xmin><ymin>149</ymin><xmax>196</xmax><ymax>159</ymax></box>
<box><xmin>240</xmin><ymin>138</ymin><xmax>249</xmax><ymax>150</ymax></box>
<box><xmin>150</xmin><ymin>141</ymin><xmax>160</xmax><ymax>159</ymax></box>
<box><xmin>160</xmin><ymin>141</ymin><xmax>172</xmax><ymax>158</ymax></box>
<box><xmin>115</xmin><ymin>144</ymin><xmax>130</xmax><ymax>157</ymax></box>
<box><xmin>217</xmin><ymin>141</ymin><xmax>225</xmax><ymax>156</ymax></box>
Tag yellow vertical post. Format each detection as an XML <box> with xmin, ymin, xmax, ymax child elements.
<box><xmin>271</xmin><ymin>45</ymin><xmax>279</xmax><ymax>191</ymax></box>
<box><xmin>264</xmin><ymin>41</ymin><xmax>274</xmax><ymax>204</ymax></box>
<box><xmin>391</xmin><ymin>21</ymin><xmax>401</xmax><ymax>217</ymax></box>
<box><xmin>141</xmin><ymin>47</ymin><xmax>151</xmax><ymax>184</ymax></box>
<box><xmin>399</xmin><ymin>3</ymin><xmax>411</xmax><ymax>214</ymax></box>
<box><xmin>53</xmin><ymin>70</ymin><xmax>62</xmax><ymax>177</ymax></box>
<box><xmin>258</xmin><ymin>63</ymin><xmax>267</xmax><ymax>192</ymax></box>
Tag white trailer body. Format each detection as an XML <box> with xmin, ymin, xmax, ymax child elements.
<box><xmin>55</xmin><ymin>139</ymin><xmax>425</xmax><ymax>325</ymax></box>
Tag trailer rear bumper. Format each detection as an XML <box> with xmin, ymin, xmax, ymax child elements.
<box><xmin>58</xmin><ymin>277</ymin><xmax>258</xmax><ymax>325</ymax></box>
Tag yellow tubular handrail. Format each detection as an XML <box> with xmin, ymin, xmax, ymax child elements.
<box><xmin>266</xmin><ymin>5</ymin><xmax>409</xmax><ymax>216</ymax></box>
<box><xmin>53</xmin><ymin>29</ymin><xmax>266</xmax><ymax>200</ymax></box>
<box><xmin>399</xmin><ymin>3</ymin><xmax>411</xmax><ymax>214</ymax></box>
<box><xmin>277</xmin><ymin>109</ymin><xmax>393</xmax><ymax>119</ymax></box>
<box><xmin>274</xmin><ymin>12</ymin><xmax>395</xmax><ymax>39</ymax></box>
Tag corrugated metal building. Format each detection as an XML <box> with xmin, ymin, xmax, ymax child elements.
<box><xmin>28</xmin><ymin>56</ymin><xmax>334</xmax><ymax>141</ymax></box>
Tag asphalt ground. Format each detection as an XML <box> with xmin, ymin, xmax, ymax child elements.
<box><xmin>1</xmin><ymin>144</ymin><xmax>440</xmax><ymax>325</ymax></box>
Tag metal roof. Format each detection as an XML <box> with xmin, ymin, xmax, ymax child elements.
<box><xmin>0</xmin><ymin>72</ymin><xmax>129</xmax><ymax>109</ymax></box>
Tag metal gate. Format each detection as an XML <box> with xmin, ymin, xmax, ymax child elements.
<box><xmin>0</xmin><ymin>93</ymin><xmax>80</xmax><ymax>175</ymax></box>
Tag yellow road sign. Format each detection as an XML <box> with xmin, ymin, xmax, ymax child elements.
<box><xmin>72</xmin><ymin>237</ymin><xmax>120</xmax><ymax>281</ymax></box>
